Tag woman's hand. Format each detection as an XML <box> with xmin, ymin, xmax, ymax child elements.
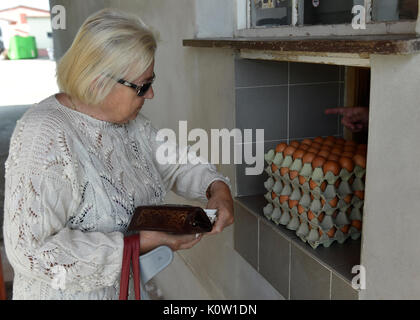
<box><xmin>139</xmin><ymin>231</ymin><xmax>203</xmax><ymax>254</ymax></box>
<box><xmin>205</xmin><ymin>181</ymin><xmax>234</xmax><ymax>235</ymax></box>
<box><xmin>325</xmin><ymin>107</ymin><xmax>369</xmax><ymax>132</ymax></box>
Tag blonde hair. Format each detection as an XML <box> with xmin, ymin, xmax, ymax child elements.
<box><xmin>56</xmin><ymin>8</ymin><xmax>157</xmax><ymax>105</ymax></box>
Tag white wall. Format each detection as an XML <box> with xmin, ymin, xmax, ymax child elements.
<box><xmin>360</xmin><ymin>54</ymin><xmax>420</xmax><ymax>299</ymax></box>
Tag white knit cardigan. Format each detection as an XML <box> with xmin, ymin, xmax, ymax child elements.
<box><xmin>3</xmin><ymin>95</ymin><xmax>231</xmax><ymax>300</ymax></box>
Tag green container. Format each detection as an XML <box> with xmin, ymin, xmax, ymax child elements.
<box><xmin>8</xmin><ymin>35</ymin><xmax>38</xmax><ymax>60</ymax></box>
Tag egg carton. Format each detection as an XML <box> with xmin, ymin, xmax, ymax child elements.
<box><xmin>264</xmin><ymin>174</ymin><xmax>364</xmax><ymax>214</ymax></box>
<box><xmin>264</xmin><ymin>167</ymin><xmax>364</xmax><ymax>210</ymax></box>
<box><xmin>264</xmin><ymin>195</ymin><xmax>362</xmax><ymax>250</ymax></box>
<box><xmin>265</xmin><ymin>149</ymin><xmax>365</xmax><ymax>186</ymax></box>
<box><xmin>263</xmin><ymin>201</ymin><xmax>362</xmax><ymax>249</ymax></box>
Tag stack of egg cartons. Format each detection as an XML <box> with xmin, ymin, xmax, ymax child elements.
<box><xmin>263</xmin><ymin>136</ymin><xmax>366</xmax><ymax>249</ymax></box>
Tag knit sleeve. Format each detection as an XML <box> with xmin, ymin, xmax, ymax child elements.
<box><xmin>137</xmin><ymin>116</ymin><xmax>232</xmax><ymax>202</ymax></box>
<box><xmin>3</xmin><ymin>170</ymin><xmax>124</xmax><ymax>293</ymax></box>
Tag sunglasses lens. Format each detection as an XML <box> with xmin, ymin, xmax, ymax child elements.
<box><xmin>137</xmin><ymin>82</ymin><xmax>152</xmax><ymax>97</ymax></box>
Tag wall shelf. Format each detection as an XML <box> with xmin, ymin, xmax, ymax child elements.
<box><xmin>184</xmin><ymin>35</ymin><xmax>420</xmax><ymax>66</ymax></box>
<box><xmin>183</xmin><ymin>35</ymin><xmax>420</xmax><ymax>55</ymax></box>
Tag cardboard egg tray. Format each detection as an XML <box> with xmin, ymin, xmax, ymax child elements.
<box><xmin>262</xmin><ymin>138</ymin><xmax>366</xmax><ymax>249</ymax></box>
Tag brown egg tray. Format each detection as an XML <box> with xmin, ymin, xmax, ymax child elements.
<box><xmin>263</xmin><ymin>136</ymin><xmax>366</xmax><ymax>249</ymax></box>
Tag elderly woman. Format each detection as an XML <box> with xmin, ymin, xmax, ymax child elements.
<box><xmin>3</xmin><ymin>9</ymin><xmax>233</xmax><ymax>300</ymax></box>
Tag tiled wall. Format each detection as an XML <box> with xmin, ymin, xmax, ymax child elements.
<box><xmin>234</xmin><ymin>196</ymin><xmax>360</xmax><ymax>300</ymax></box>
<box><xmin>235</xmin><ymin>59</ymin><xmax>344</xmax><ymax>196</ymax></box>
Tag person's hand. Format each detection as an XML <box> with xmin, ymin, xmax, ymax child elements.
<box><xmin>139</xmin><ymin>230</ymin><xmax>203</xmax><ymax>253</ymax></box>
<box><xmin>325</xmin><ymin>107</ymin><xmax>369</xmax><ymax>132</ymax></box>
<box><xmin>205</xmin><ymin>181</ymin><xmax>234</xmax><ymax>235</ymax></box>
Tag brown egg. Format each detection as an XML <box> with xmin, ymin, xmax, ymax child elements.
<box><xmin>334</xmin><ymin>178</ymin><xmax>341</xmax><ymax>188</ymax></box>
<box><xmin>275</xmin><ymin>142</ymin><xmax>288</xmax><ymax>153</ymax></box>
<box><xmin>290</xmin><ymin>141</ymin><xmax>300</xmax><ymax>149</ymax></box>
<box><xmin>280</xmin><ymin>167</ymin><xmax>289</xmax><ymax>176</ymax></box>
<box><xmin>327</xmin><ymin>227</ymin><xmax>337</xmax><ymax>238</ymax></box>
<box><xmin>353</xmin><ymin>154</ymin><xmax>367</xmax><ymax>169</ymax></box>
<box><xmin>342</xmin><ymin>151</ymin><xmax>354</xmax><ymax>159</ymax></box>
<box><xmin>288</xmin><ymin>199</ymin><xmax>299</xmax><ymax>209</ymax></box>
<box><xmin>289</xmin><ymin>171</ymin><xmax>299</xmax><ymax>180</ymax></box>
<box><xmin>320</xmin><ymin>145</ymin><xmax>332</xmax><ymax>153</ymax></box>
<box><xmin>335</xmin><ymin>138</ymin><xmax>346</xmax><ymax>145</ymax></box>
<box><xmin>311</xmin><ymin>142</ymin><xmax>322</xmax><ymax>150</ymax></box>
<box><xmin>351</xmin><ymin>220</ymin><xmax>362</xmax><ymax>231</ymax></box>
<box><xmin>332</xmin><ymin>211</ymin><xmax>338</xmax><ymax>219</ymax></box>
<box><xmin>354</xmin><ymin>190</ymin><xmax>365</xmax><ymax>200</ymax></box>
<box><xmin>343</xmin><ymin>194</ymin><xmax>352</xmax><ymax>204</ymax></box>
<box><xmin>271</xmin><ymin>192</ymin><xmax>277</xmax><ymax>200</ymax></box>
<box><xmin>303</xmin><ymin>152</ymin><xmax>317</xmax><ymax>164</ymax></box>
<box><xmin>323</xmin><ymin>140</ymin><xmax>335</xmax><ymax>148</ymax></box>
<box><xmin>321</xmin><ymin>198</ymin><xmax>326</xmax><ymax>207</ymax></box>
<box><xmin>284</xmin><ymin>146</ymin><xmax>297</xmax><ymax>156</ymax></box>
<box><xmin>307</xmin><ymin>147</ymin><xmax>319</xmax><ymax>154</ymax></box>
<box><xmin>320</xmin><ymin>181</ymin><xmax>327</xmax><ymax>192</ymax></box>
<box><xmin>331</xmin><ymin>147</ymin><xmax>343</xmax><ymax>156</ymax></box>
<box><xmin>323</xmin><ymin>161</ymin><xmax>341</xmax><ymax>176</ymax></box>
<box><xmin>293</xmin><ymin>149</ymin><xmax>306</xmax><ymax>161</ymax></box>
<box><xmin>325</xmin><ymin>136</ymin><xmax>336</xmax><ymax>142</ymax></box>
<box><xmin>314</xmin><ymin>137</ymin><xmax>324</xmax><ymax>144</ymax></box>
<box><xmin>309</xmin><ymin>180</ymin><xmax>319</xmax><ymax>190</ymax></box>
<box><xmin>300</xmin><ymin>144</ymin><xmax>310</xmax><ymax>151</ymax></box>
<box><xmin>341</xmin><ymin>225</ymin><xmax>350</xmax><ymax>234</ymax></box>
<box><xmin>307</xmin><ymin>210</ymin><xmax>316</xmax><ymax>221</ymax></box>
<box><xmin>327</xmin><ymin>154</ymin><xmax>340</xmax><ymax>161</ymax></box>
<box><xmin>298</xmin><ymin>175</ymin><xmax>307</xmax><ymax>185</ymax></box>
<box><xmin>301</xmin><ymin>139</ymin><xmax>313</xmax><ymax>146</ymax></box>
<box><xmin>318</xmin><ymin>150</ymin><xmax>330</xmax><ymax>159</ymax></box>
<box><xmin>355</xmin><ymin>149</ymin><xmax>367</xmax><ymax>157</ymax></box>
<box><xmin>345</xmin><ymin>140</ymin><xmax>357</xmax><ymax>147</ymax></box>
<box><xmin>271</xmin><ymin>163</ymin><xmax>279</xmax><ymax>173</ymax></box>
<box><xmin>344</xmin><ymin>145</ymin><xmax>356</xmax><ymax>153</ymax></box>
<box><xmin>297</xmin><ymin>205</ymin><xmax>305</xmax><ymax>214</ymax></box>
<box><xmin>318</xmin><ymin>212</ymin><xmax>325</xmax><ymax>222</ymax></box>
<box><xmin>339</xmin><ymin>157</ymin><xmax>355</xmax><ymax>172</ymax></box>
<box><xmin>329</xmin><ymin>197</ymin><xmax>338</xmax><ymax>207</ymax></box>
<box><xmin>279</xmin><ymin>195</ymin><xmax>289</xmax><ymax>204</ymax></box>
<box><xmin>312</xmin><ymin>156</ymin><xmax>327</xmax><ymax>169</ymax></box>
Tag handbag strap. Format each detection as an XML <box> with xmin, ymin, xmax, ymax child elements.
<box><xmin>119</xmin><ymin>234</ymin><xmax>141</xmax><ymax>300</ymax></box>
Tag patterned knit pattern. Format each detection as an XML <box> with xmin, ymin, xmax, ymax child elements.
<box><xmin>3</xmin><ymin>95</ymin><xmax>231</xmax><ymax>300</ymax></box>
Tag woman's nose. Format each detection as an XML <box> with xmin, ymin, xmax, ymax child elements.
<box><xmin>144</xmin><ymin>86</ymin><xmax>154</xmax><ymax>99</ymax></box>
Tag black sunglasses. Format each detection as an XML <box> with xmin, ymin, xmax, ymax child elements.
<box><xmin>115</xmin><ymin>73</ymin><xmax>156</xmax><ymax>97</ymax></box>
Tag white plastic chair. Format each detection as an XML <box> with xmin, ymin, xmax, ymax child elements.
<box><xmin>139</xmin><ymin>245</ymin><xmax>173</xmax><ymax>300</ymax></box>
